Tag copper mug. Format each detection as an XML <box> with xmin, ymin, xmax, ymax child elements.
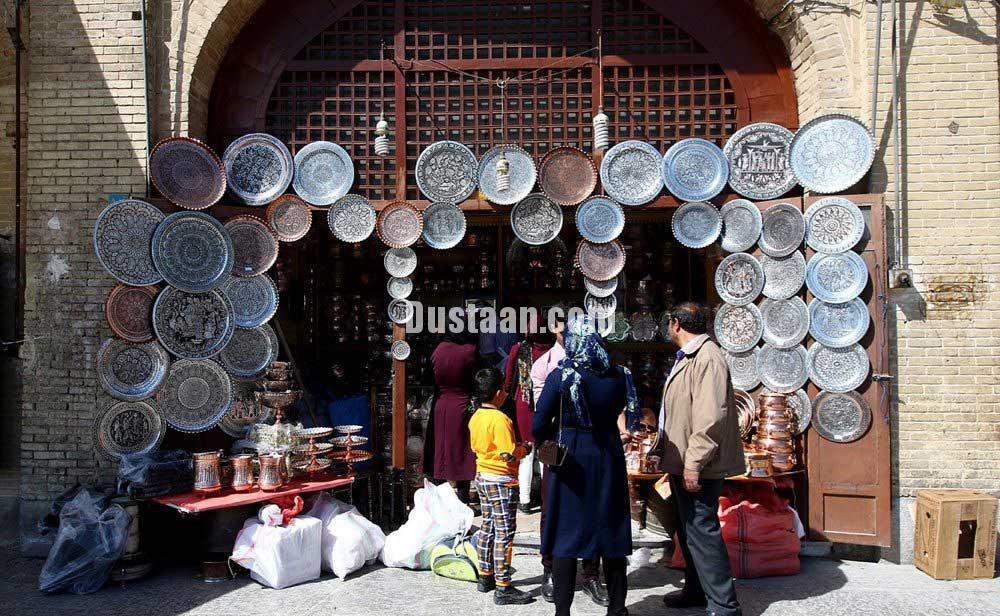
<box><xmin>230</xmin><ymin>454</ymin><xmax>254</xmax><ymax>492</ymax></box>
<box><xmin>193</xmin><ymin>451</ymin><xmax>222</xmax><ymax>494</ymax></box>
<box><xmin>259</xmin><ymin>453</ymin><xmax>284</xmax><ymax>491</ymax></box>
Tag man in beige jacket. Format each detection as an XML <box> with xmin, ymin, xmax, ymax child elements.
<box><xmin>658</xmin><ymin>302</ymin><xmax>743</xmax><ymax>616</ymax></box>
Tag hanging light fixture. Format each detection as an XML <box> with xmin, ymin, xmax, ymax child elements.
<box><xmin>496</xmin><ymin>79</ymin><xmax>510</xmax><ymax>191</ymax></box>
<box><xmin>592</xmin><ymin>30</ymin><xmax>610</xmax><ymax>152</ymax></box>
<box><xmin>374</xmin><ymin>41</ymin><xmax>390</xmax><ymax>157</ymax></box>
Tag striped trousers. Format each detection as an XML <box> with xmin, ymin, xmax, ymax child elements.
<box><xmin>475</xmin><ymin>475</ymin><xmax>518</xmax><ymax>585</ymax></box>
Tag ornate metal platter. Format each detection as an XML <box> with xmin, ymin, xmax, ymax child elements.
<box><xmin>416</xmin><ymin>141</ymin><xmax>478</xmax><ymax>203</ymax></box>
<box><xmin>376</xmin><ymin>201</ymin><xmax>423</xmax><ymax>248</ymax></box>
<box><xmin>715</xmin><ymin>252</ymin><xmax>764</xmax><ymax>306</ymax></box>
<box><xmin>719</xmin><ymin>199</ymin><xmax>762</xmax><ymax>253</ymax></box>
<box><xmin>714</xmin><ymin>303</ymin><xmax>763</xmax><ymax>353</ymax></box>
<box><xmin>391</xmin><ymin>340</ymin><xmax>411</xmax><ymax>361</ymax></box>
<box><xmin>725</xmin><ymin>348</ymin><xmax>760</xmax><ymax>391</ymax></box>
<box><xmin>219</xmin><ymin>324</ymin><xmax>279</xmax><ymax>380</ymax></box>
<box><xmin>511</xmin><ymin>193</ymin><xmax>562</xmax><ymax>246</ymax></box>
<box><xmin>807</xmin><ymin>342</ymin><xmax>870</xmax><ymax>393</ymax></box>
<box><xmin>156</xmin><ymin>358</ymin><xmax>234</xmax><ymax>433</ymax></box>
<box><xmin>152</xmin><ymin>211</ymin><xmax>233</xmax><ymax>292</ymax></box>
<box><xmin>787</xmin><ymin>389</ymin><xmax>812</xmax><ymax>434</ymax></box>
<box><xmin>152</xmin><ymin>286</ymin><xmax>236</xmax><ymax>359</ymax></box>
<box><xmin>789</xmin><ymin>114</ymin><xmax>875</xmax><ymax>194</ymax></box>
<box><xmin>804</xmin><ymin>197</ymin><xmax>865</xmax><ymax>254</ymax></box>
<box><xmin>584</xmin><ymin>293</ymin><xmax>617</xmax><ymax>320</ymax></box>
<box><xmin>575</xmin><ymin>239</ymin><xmax>626</xmax><ymax>282</ymax></box>
<box><xmin>606</xmin><ymin>312</ymin><xmax>631</xmax><ymax>343</ymax></box>
<box><xmin>723</xmin><ymin>123</ymin><xmax>796</xmax><ymax>200</ymax></box>
<box><xmin>478</xmin><ymin>145</ymin><xmax>537</xmax><ymax>206</ymax></box>
<box><xmin>661</xmin><ymin>138</ymin><xmax>729</xmax><ymax>202</ymax></box>
<box><xmin>387</xmin><ymin>276</ymin><xmax>413</xmax><ymax>300</ymax></box>
<box><xmin>220</xmin><ymin>274</ymin><xmax>278</xmax><ymax>329</ymax></box>
<box><xmin>576</xmin><ymin>196</ymin><xmax>624</xmax><ymax>244</ymax></box>
<box><xmin>292</xmin><ymin>141</ymin><xmax>354</xmax><ymax>206</ymax></box>
<box><xmin>584</xmin><ymin>276</ymin><xmax>618</xmax><ymax>298</ymax></box>
<box><xmin>223</xmin><ymin>133</ymin><xmax>294</xmax><ymax>206</ymax></box>
<box><xmin>105</xmin><ymin>283</ymin><xmax>158</xmax><ymax>343</ymax></box>
<box><xmin>808</xmin><ymin>297</ymin><xmax>870</xmax><ymax>348</ymax></box>
<box><xmin>538</xmin><ymin>146</ymin><xmax>597</xmax><ymax>206</ymax></box>
<box><xmin>760</xmin><ymin>252</ymin><xmax>806</xmax><ymax>300</ymax></box>
<box><xmin>96</xmin><ymin>338</ymin><xmax>169</xmax><ymax>401</ymax></box>
<box><xmin>94</xmin><ymin>199</ymin><xmax>165</xmax><ymax>286</ymax></box>
<box><xmin>630</xmin><ymin>311</ymin><xmax>658</xmax><ymax>342</ymax></box>
<box><xmin>327</xmin><ymin>194</ymin><xmax>376</xmax><ymax>243</ymax></box>
<box><xmin>218</xmin><ymin>382</ymin><xmax>271</xmax><ymax>438</ymax></box>
<box><xmin>658</xmin><ymin>310</ymin><xmax>673</xmax><ymax>343</ymax></box>
<box><xmin>94</xmin><ymin>401</ymin><xmax>166</xmax><ymax>461</ymax></box>
<box><xmin>600</xmin><ymin>140</ymin><xmax>662</xmax><ymax>206</ymax></box>
<box><xmin>224</xmin><ymin>215</ymin><xmax>278</xmax><ymax>277</ymax></box>
<box><xmin>759</xmin><ymin>203</ymin><xmax>805</xmax><ymax>258</ymax></box>
<box><xmin>805</xmin><ymin>251</ymin><xmax>868</xmax><ymax>303</ymax></box>
<box><xmin>760</xmin><ymin>297</ymin><xmax>809</xmax><ymax>349</ymax></box>
<box><xmin>812</xmin><ymin>390</ymin><xmax>871</xmax><ymax>443</ymax></box>
<box><xmin>149</xmin><ymin>137</ymin><xmax>226</xmax><ymax>210</ymax></box>
<box><xmin>757</xmin><ymin>343</ymin><xmax>809</xmax><ymax>394</ymax></box>
<box><xmin>266</xmin><ymin>195</ymin><xmax>313</xmax><ymax>242</ymax></box>
<box><xmin>384</xmin><ymin>247</ymin><xmax>417</xmax><ymax>277</ymax></box>
<box><xmin>388</xmin><ymin>299</ymin><xmax>415</xmax><ymax>325</ymax></box>
<box><xmin>672</xmin><ymin>201</ymin><xmax>722</xmax><ymax>249</ymax></box>
<box><xmin>422</xmin><ymin>201</ymin><xmax>467</xmax><ymax>249</ymax></box>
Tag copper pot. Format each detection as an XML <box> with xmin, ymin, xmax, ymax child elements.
<box><xmin>759</xmin><ymin>408</ymin><xmax>793</xmax><ymax>423</ymax></box>
<box><xmin>258</xmin><ymin>453</ymin><xmax>284</xmax><ymax>491</ymax></box>
<box><xmin>770</xmin><ymin>452</ymin><xmax>797</xmax><ymax>472</ymax></box>
<box><xmin>745</xmin><ymin>452</ymin><xmax>773</xmax><ymax>478</ymax></box>
<box><xmin>230</xmin><ymin>454</ymin><xmax>254</xmax><ymax>491</ymax></box>
<box><xmin>758</xmin><ymin>392</ymin><xmax>788</xmax><ymax>410</ymax></box>
<box><xmin>754</xmin><ymin>437</ymin><xmax>794</xmax><ymax>454</ymax></box>
<box><xmin>193</xmin><ymin>451</ymin><xmax>222</xmax><ymax>494</ymax></box>
<box><xmin>758</xmin><ymin>423</ymin><xmax>793</xmax><ymax>440</ymax></box>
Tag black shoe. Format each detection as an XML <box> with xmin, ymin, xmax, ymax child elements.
<box><xmin>518</xmin><ymin>503</ymin><xmax>532</xmax><ymax>514</ymax></box>
<box><xmin>582</xmin><ymin>578</ymin><xmax>610</xmax><ymax>607</ymax></box>
<box><xmin>541</xmin><ymin>571</ymin><xmax>555</xmax><ymax>603</ymax></box>
<box><xmin>662</xmin><ymin>590</ymin><xmax>707</xmax><ymax>609</ymax></box>
<box><xmin>477</xmin><ymin>575</ymin><xmax>496</xmax><ymax>593</ymax></box>
<box><xmin>494</xmin><ymin>585</ymin><xmax>534</xmax><ymax>605</ymax></box>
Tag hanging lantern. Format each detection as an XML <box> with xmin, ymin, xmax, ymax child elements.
<box><xmin>496</xmin><ymin>152</ymin><xmax>510</xmax><ymax>192</ymax></box>
<box><xmin>593</xmin><ymin>108</ymin><xmax>610</xmax><ymax>152</ymax></box>
<box><xmin>374</xmin><ymin>118</ymin><xmax>390</xmax><ymax>156</ymax></box>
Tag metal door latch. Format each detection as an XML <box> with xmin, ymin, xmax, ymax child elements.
<box><xmin>871</xmin><ymin>373</ymin><xmax>894</xmax><ymax>382</ymax></box>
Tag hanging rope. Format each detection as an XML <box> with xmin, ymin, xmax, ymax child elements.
<box><xmin>374</xmin><ymin>40</ymin><xmax>390</xmax><ymax>156</ymax></box>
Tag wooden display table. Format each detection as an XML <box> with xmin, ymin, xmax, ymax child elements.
<box><xmin>152</xmin><ymin>475</ymin><xmax>354</xmax><ymax>514</ymax></box>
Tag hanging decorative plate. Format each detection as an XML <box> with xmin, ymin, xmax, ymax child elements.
<box><xmin>538</xmin><ymin>146</ymin><xmax>597</xmax><ymax>206</ymax></box>
<box><xmin>576</xmin><ymin>196</ymin><xmax>625</xmax><ymax>244</ymax></box>
<box><xmin>757</xmin><ymin>343</ymin><xmax>809</xmax><ymax>394</ymax></box>
<box><xmin>105</xmin><ymin>283</ymin><xmax>158</xmax><ymax>343</ymax></box>
<box><xmin>391</xmin><ymin>340</ymin><xmax>411</xmax><ymax>361</ymax></box>
<box><xmin>266</xmin><ymin>195</ymin><xmax>313</xmax><ymax>242</ymax></box>
<box><xmin>384</xmin><ymin>247</ymin><xmax>417</xmax><ymax>277</ymax></box>
<box><xmin>661</xmin><ymin>138</ymin><xmax>729</xmax><ymax>202</ymax></box>
<box><xmin>807</xmin><ymin>343</ymin><xmax>870</xmax><ymax>393</ymax></box>
<box><xmin>759</xmin><ymin>203</ymin><xmax>804</xmax><ymax>258</ymax></box>
<box><xmin>327</xmin><ymin>194</ymin><xmax>376</xmax><ymax>243</ymax></box>
<box><xmin>220</xmin><ymin>274</ymin><xmax>278</xmax><ymax>329</ymax></box>
<box><xmin>94</xmin><ymin>199</ymin><xmax>165</xmax><ymax>286</ymax></box>
<box><xmin>292</xmin><ymin>141</ymin><xmax>354</xmax><ymax>206</ymax></box>
<box><xmin>388</xmin><ymin>299</ymin><xmax>415</xmax><ymax>325</ymax></box>
<box><xmin>478</xmin><ymin>145</ymin><xmax>537</xmax><ymax>206</ymax></box>
<box><xmin>804</xmin><ymin>197</ymin><xmax>866</xmax><ymax>254</ymax></box>
<box><xmin>387</xmin><ymin>276</ymin><xmax>413</xmax><ymax>300</ymax></box>
<box><xmin>575</xmin><ymin>239</ymin><xmax>626</xmax><ymax>282</ymax></box>
<box><xmin>805</xmin><ymin>251</ymin><xmax>869</xmax><ymax>303</ymax></box>
<box><xmin>606</xmin><ymin>312</ymin><xmax>631</xmax><ymax>343</ymax></box>
<box><xmin>223</xmin><ymin>133</ymin><xmax>294</xmax><ymax>206</ymax></box>
<box><xmin>808</xmin><ymin>297</ymin><xmax>870</xmax><ymax>348</ymax></box>
<box><xmin>376</xmin><ymin>201</ymin><xmax>423</xmax><ymax>248</ymax></box>
<box><xmin>218</xmin><ymin>324</ymin><xmax>279</xmax><ymax>380</ymax></box>
<box><xmin>584</xmin><ymin>276</ymin><xmax>618</xmax><ymax>299</ymax></box>
<box><xmin>760</xmin><ymin>297</ymin><xmax>810</xmax><ymax>349</ymax></box>
<box><xmin>719</xmin><ymin>199</ymin><xmax>762</xmax><ymax>253</ymax></box>
<box><xmin>416</xmin><ymin>141</ymin><xmax>478</xmax><ymax>203</ymax></box>
<box><xmin>585</xmin><ymin>293</ymin><xmax>617</xmax><ymax>320</ymax></box>
<box><xmin>714</xmin><ymin>303</ymin><xmax>763</xmax><ymax>353</ymax></box>
<box><xmin>218</xmin><ymin>382</ymin><xmax>271</xmax><ymax>438</ymax></box>
<box><xmin>600</xmin><ymin>140</ymin><xmax>662</xmax><ymax>207</ymax></box>
<box><xmin>812</xmin><ymin>390</ymin><xmax>871</xmax><ymax>443</ymax></box>
<box><xmin>152</xmin><ymin>211</ymin><xmax>233</xmax><ymax>292</ymax></box>
<box><xmin>96</xmin><ymin>338</ymin><xmax>169</xmax><ymax>401</ymax></box>
<box><xmin>511</xmin><ymin>193</ymin><xmax>562</xmax><ymax>246</ymax></box>
<box><xmin>787</xmin><ymin>389</ymin><xmax>812</xmax><ymax>434</ymax></box>
<box><xmin>152</xmin><ymin>286</ymin><xmax>236</xmax><ymax>359</ymax></box>
<box><xmin>760</xmin><ymin>252</ymin><xmax>806</xmax><ymax>300</ymax></box>
<box><xmin>224</xmin><ymin>215</ymin><xmax>279</xmax><ymax>277</ymax></box>
<box><xmin>630</xmin><ymin>311</ymin><xmax>658</xmax><ymax>342</ymax></box>
<box><xmin>789</xmin><ymin>114</ymin><xmax>875</xmax><ymax>194</ymax></box>
<box><xmin>723</xmin><ymin>123</ymin><xmax>796</xmax><ymax>200</ymax></box>
<box><xmin>672</xmin><ymin>201</ymin><xmax>722</xmax><ymax>249</ymax></box>
<box><xmin>422</xmin><ymin>201</ymin><xmax>467</xmax><ymax>249</ymax></box>
<box><xmin>94</xmin><ymin>401</ymin><xmax>166</xmax><ymax>461</ymax></box>
<box><xmin>715</xmin><ymin>253</ymin><xmax>764</xmax><ymax>306</ymax></box>
<box><xmin>725</xmin><ymin>348</ymin><xmax>761</xmax><ymax>391</ymax></box>
<box><xmin>658</xmin><ymin>310</ymin><xmax>673</xmax><ymax>343</ymax></box>
<box><xmin>149</xmin><ymin>137</ymin><xmax>226</xmax><ymax>210</ymax></box>
<box><xmin>156</xmin><ymin>358</ymin><xmax>234</xmax><ymax>433</ymax></box>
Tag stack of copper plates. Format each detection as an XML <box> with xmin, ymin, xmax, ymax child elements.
<box><xmin>752</xmin><ymin>392</ymin><xmax>797</xmax><ymax>472</ymax></box>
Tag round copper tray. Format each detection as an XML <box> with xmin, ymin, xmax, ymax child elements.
<box><xmin>224</xmin><ymin>215</ymin><xmax>279</xmax><ymax>277</ymax></box>
<box><xmin>376</xmin><ymin>201</ymin><xmax>424</xmax><ymax>248</ymax></box>
<box><xmin>148</xmin><ymin>137</ymin><xmax>226</xmax><ymax>210</ymax></box>
<box><xmin>538</xmin><ymin>146</ymin><xmax>597</xmax><ymax>206</ymax></box>
<box><xmin>575</xmin><ymin>239</ymin><xmax>626</xmax><ymax>282</ymax></box>
<box><xmin>266</xmin><ymin>195</ymin><xmax>312</xmax><ymax>242</ymax></box>
<box><xmin>105</xmin><ymin>283</ymin><xmax>158</xmax><ymax>343</ymax></box>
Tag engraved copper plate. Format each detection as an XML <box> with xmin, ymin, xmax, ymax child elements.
<box><xmin>808</xmin><ymin>297</ymin><xmax>870</xmax><ymax>348</ymax></box>
<box><xmin>149</xmin><ymin>137</ymin><xmax>226</xmax><ymax>210</ymax></box>
<box><xmin>804</xmin><ymin>197</ymin><xmax>865</xmax><ymax>254</ymax></box>
<box><xmin>812</xmin><ymin>390</ymin><xmax>871</xmax><ymax>443</ymax></box>
<box><xmin>757</xmin><ymin>343</ymin><xmax>809</xmax><ymax>394</ymax></box>
<box><xmin>422</xmin><ymin>201</ymin><xmax>467</xmax><ymax>249</ymax></box>
<box><xmin>220</xmin><ymin>274</ymin><xmax>278</xmax><ymax>329</ymax></box>
<box><xmin>760</xmin><ymin>252</ymin><xmax>806</xmax><ymax>300</ymax></box>
<box><xmin>223</xmin><ymin>133</ymin><xmax>294</xmax><ymax>206</ymax></box>
<box><xmin>715</xmin><ymin>253</ymin><xmax>764</xmax><ymax>306</ymax></box>
<box><xmin>391</xmin><ymin>340</ymin><xmax>411</xmax><ymax>361</ymax></box>
<box><xmin>478</xmin><ymin>144</ymin><xmax>537</xmax><ymax>206</ymax></box>
<box><xmin>384</xmin><ymin>247</ymin><xmax>417</xmax><ymax>277</ymax></box>
<box><xmin>266</xmin><ymin>195</ymin><xmax>313</xmax><ymax>242</ymax></box>
<box><xmin>152</xmin><ymin>211</ymin><xmax>233</xmax><ymax>292</ymax></box>
<box><xmin>807</xmin><ymin>342</ymin><xmax>870</xmax><ymax>393</ymax></box>
<box><xmin>719</xmin><ymin>199</ymin><xmax>762</xmax><ymax>253</ymax></box>
<box><xmin>152</xmin><ymin>286</ymin><xmax>236</xmax><ymax>359</ymax></box>
<box><xmin>416</xmin><ymin>140</ymin><xmax>478</xmax><ymax>203</ymax></box>
<box><xmin>575</xmin><ymin>239</ymin><xmax>626</xmax><ymax>282</ymax></box>
<box><xmin>327</xmin><ymin>194</ymin><xmax>376</xmax><ymax>243</ymax></box>
<box><xmin>661</xmin><ymin>138</ymin><xmax>729</xmax><ymax>203</ymax></box>
<box><xmin>805</xmin><ymin>251</ymin><xmax>868</xmax><ymax>303</ymax></box>
<box><xmin>387</xmin><ymin>276</ymin><xmax>413</xmax><ymax>300</ymax></box>
<box><xmin>376</xmin><ymin>201</ymin><xmax>423</xmax><ymax>248</ymax></box>
<box><xmin>764</xmin><ymin>387</ymin><xmax>812</xmax><ymax>434</ymax></box>
<box><xmin>672</xmin><ymin>201</ymin><xmax>722</xmax><ymax>249</ymax></box>
<box><xmin>723</xmin><ymin>123</ymin><xmax>796</xmax><ymax>200</ymax></box>
<box><xmin>94</xmin><ymin>199</ymin><xmax>164</xmax><ymax>286</ymax></box>
<box><xmin>584</xmin><ymin>276</ymin><xmax>618</xmax><ymax>298</ymax></box>
<box><xmin>760</xmin><ymin>297</ymin><xmax>809</xmax><ymax>349</ymax></box>
<box><xmin>576</xmin><ymin>196</ymin><xmax>624</xmax><ymax>244</ymax></box>
<box><xmin>96</xmin><ymin>338</ymin><xmax>169</xmax><ymax>401</ymax></box>
<box><xmin>292</xmin><ymin>141</ymin><xmax>354</xmax><ymax>206</ymax></box>
<box><xmin>759</xmin><ymin>203</ymin><xmax>804</xmax><ymax>258</ymax></box>
<box><xmin>219</xmin><ymin>324</ymin><xmax>279</xmax><ymax>380</ymax></box>
<box><xmin>725</xmin><ymin>348</ymin><xmax>761</xmax><ymax>391</ymax></box>
<box><xmin>539</xmin><ymin>146</ymin><xmax>597</xmax><ymax>206</ymax></box>
<box><xmin>790</xmin><ymin>114</ymin><xmax>875</xmax><ymax>194</ymax></box>
<box><xmin>714</xmin><ymin>303</ymin><xmax>763</xmax><ymax>353</ymax></box>
<box><xmin>630</xmin><ymin>311</ymin><xmax>658</xmax><ymax>342</ymax></box>
<box><xmin>218</xmin><ymin>381</ymin><xmax>271</xmax><ymax>438</ymax></box>
<box><xmin>388</xmin><ymin>299</ymin><xmax>415</xmax><ymax>324</ymax></box>
<box><xmin>585</xmin><ymin>293</ymin><xmax>617</xmax><ymax>320</ymax></box>
<box><xmin>600</xmin><ymin>140</ymin><xmax>662</xmax><ymax>207</ymax></box>
<box><xmin>94</xmin><ymin>401</ymin><xmax>166</xmax><ymax>460</ymax></box>
<box><xmin>156</xmin><ymin>358</ymin><xmax>234</xmax><ymax>433</ymax></box>
<box><xmin>224</xmin><ymin>215</ymin><xmax>279</xmax><ymax>277</ymax></box>
<box><xmin>511</xmin><ymin>193</ymin><xmax>562</xmax><ymax>246</ymax></box>
<box><xmin>105</xmin><ymin>283</ymin><xmax>158</xmax><ymax>343</ymax></box>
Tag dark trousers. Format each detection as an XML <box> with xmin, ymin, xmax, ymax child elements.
<box><xmin>539</xmin><ymin>467</ymin><xmax>599</xmax><ymax>580</ymax></box>
<box><xmin>553</xmin><ymin>557</ymin><xmax>627</xmax><ymax>616</ymax></box>
<box><xmin>669</xmin><ymin>475</ymin><xmax>741</xmax><ymax>616</ymax></box>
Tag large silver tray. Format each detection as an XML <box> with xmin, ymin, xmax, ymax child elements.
<box><xmin>584</xmin><ymin>276</ymin><xmax>618</xmax><ymax>298</ymax></box>
<box><xmin>510</xmin><ymin>193</ymin><xmax>562</xmax><ymax>246</ymax></box>
<box><xmin>94</xmin><ymin>199</ymin><xmax>165</xmax><ymax>286</ymax></box>
<box><xmin>585</xmin><ymin>293</ymin><xmax>617</xmax><ymax>320</ymax></box>
<box><xmin>807</xmin><ymin>342</ymin><xmax>870</xmax><ymax>393</ymax></box>
<box><xmin>672</xmin><ymin>201</ymin><xmax>722</xmax><ymax>249</ymax></box>
<box><xmin>760</xmin><ymin>203</ymin><xmax>804</xmax><ymax>258</ymax></box>
<box><xmin>423</xmin><ymin>201</ymin><xmax>467</xmax><ymax>249</ymax></box>
<box><xmin>384</xmin><ymin>247</ymin><xmax>417</xmax><ymax>277</ymax></box>
<box><xmin>219</xmin><ymin>324</ymin><xmax>279</xmax><ymax>380</ymax></box>
<box><xmin>786</xmin><ymin>389</ymin><xmax>812</xmax><ymax>434</ymax></box>
<box><xmin>760</xmin><ymin>252</ymin><xmax>806</xmax><ymax>300</ymax></box>
<box><xmin>224</xmin><ymin>215</ymin><xmax>279</xmax><ymax>277</ymax></box>
<box><xmin>387</xmin><ymin>276</ymin><xmax>413</xmax><ymax>300</ymax></box>
<box><xmin>96</xmin><ymin>338</ymin><xmax>169</xmax><ymax>401</ymax></box>
<box><xmin>760</xmin><ymin>297</ymin><xmax>809</xmax><ymax>349</ymax></box>
<box><xmin>327</xmin><ymin>194</ymin><xmax>376</xmax><ymax>243</ymax></box>
<box><xmin>224</xmin><ymin>133</ymin><xmax>294</xmax><ymax>206</ymax></box>
<box><xmin>812</xmin><ymin>390</ymin><xmax>871</xmax><ymax>443</ymax></box>
<box><xmin>156</xmin><ymin>358</ymin><xmax>233</xmax><ymax>433</ymax></box>
<box><xmin>293</xmin><ymin>141</ymin><xmax>354</xmax><ymax>206</ymax></box>
<box><xmin>478</xmin><ymin>145</ymin><xmax>537</xmax><ymax>206</ymax></box>
<box><xmin>416</xmin><ymin>141</ymin><xmax>478</xmax><ymax>203</ymax></box>
<box><xmin>808</xmin><ymin>298</ymin><xmax>870</xmax><ymax>348</ymax></box>
<box><xmin>806</xmin><ymin>251</ymin><xmax>868</xmax><ymax>303</ymax></box>
<box><xmin>221</xmin><ymin>274</ymin><xmax>278</xmax><ymax>329</ymax></box>
<box><xmin>719</xmin><ymin>199</ymin><xmax>762</xmax><ymax>253</ymax></box>
<box><xmin>804</xmin><ymin>197</ymin><xmax>865</xmax><ymax>254</ymax></box>
<box><xmin>148</xmin><ymin>137</ymin><xmax>226</xmax><ymax>210</ymax></box>
<box><xmin>153</xmin><ymin>286</ymin><xmax>236</xmax><ymax>359</ymax></box>
<box><xmin>714</xmin><ymin>303</ymin><xmax>763</xmax><ymax>353</ymax></box>
<box><xmin>789</xmin><ymin>114</ymin><xmax>875</xmax><ymax>194</ymax></box>
<box><xmin>94</xmin><ymin>401</ymin><xmax>166</xmax><ymax>461</ymax></box>
<box><xmin>661</xmin><ymin>138</ymin><xmax>729</xmax><ymax>202</ymax></box>
<box><xmin>629</xmin><ymin>311</ymin><xmax>658</xmax><ymax>342</ymax></box>
<box><xmin>757</xmin><ymin>343</ymin><xmax>809</xmax><ymax>393</ymax></box>
<box><xmin>715</xmin><ymin>252</ymin><xmax>764</xmax><ymax>306</ymax></box>
<box><xmin>599</xmin><ymin>140</ymin><xmax>662</xmax><ymax>206</ymax></box>
<box><xmin>576</xmin><ymin>196</ymin><xmax>624</xmax><ymax>244</ymax></box>
<box><xmin>723</xmin><ymin>123</ymin><xmax>796</xmax><ymax>200</ymax></box>
<box><xmin>725</xmin><ymin>348</ymin><xmax>761</xmax><ymax>391</ymax></box>
<box><xmin>152</xmin><ymin>211</ymin><xmax>234</xmax><ymax>293</ymax></box>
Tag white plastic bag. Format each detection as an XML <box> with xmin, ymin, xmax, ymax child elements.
<box><xmin>231</xmin><ymin>515</ymin><xmax>322</xmax><ymax>589</ymax></box>
<box><xmin>381</xmin><ymin>480</ymin><xmax>473</xmax><ymax>569</ymax></box>
<box><xmin>306</xmin><ymin>494</ymin><xmax>386</xmax><ymax>578</ymax></box>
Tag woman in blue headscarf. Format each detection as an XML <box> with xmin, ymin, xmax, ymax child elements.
<box><xmin>532</xmin><ymin>314</ymin><xmax>641</xmax><ymax>616</ymax></box>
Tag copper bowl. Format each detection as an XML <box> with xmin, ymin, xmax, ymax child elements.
<box><xmin>758</xmin><ymin>424</ymin><xmax>793</xmax><ymax>440</ymax></box>
<box><xmin>262</xmin><ymin>380</ymin><xmax>292</xmax><ymax>392</ymax></box>
<box><xmin>270</xmin><ymin>361</ymin><xmax>292</xmax><ymax>370</ymax></box>
<box><xmin>758</xmin><ymin>392</ymin><xmax>788</xmax><ymax>410</ymax></box>
<box><xmin>256</xmin><ymin>390</ymin><xmax>301</xmax><ymax>409</ymax></box>
<box><xmin>770</xmin><ymin>452</ymin><xmax>797</xmax><ymax>472</ymax></box>
<box><xmin>754</xmin><ymin>437</ymin><xmax>794</xmax><ymax>454</ymax></box>
<box><xmin>759</xmin><ymin>409</ymin><xmax>793</xmax><ymax>423</ymax></box>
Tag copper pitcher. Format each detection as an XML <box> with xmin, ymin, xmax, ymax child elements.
<box><xmin>230</xmin><ymin>454</ymin><xmax>254</xmax><ymax>492</ymax></box>
<box><xmin>259</xmin><ymin>453</ymin><xmax>284</xmax><ymax>491</ymax></box>
<box><xmin>193</xmin><ymin>451</ymin><xmax>222</xmax><ymax>494</ymax></box>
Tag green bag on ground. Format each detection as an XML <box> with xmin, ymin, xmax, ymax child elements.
<box><xmin>430</xmin><ymin>534</ymin><xmax>481</xmax><ymax>583</ymax></box>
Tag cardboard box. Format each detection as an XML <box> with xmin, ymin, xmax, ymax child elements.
<box><xmin>914</xmin><ymin>489</ymin><xmax>997</xmax><ymax>580</ymax></box>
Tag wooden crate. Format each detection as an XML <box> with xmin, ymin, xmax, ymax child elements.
<box><xmin>914</xmin><ymin>489</ymin><xmax>997</xmax><ymax>580</ymax></box>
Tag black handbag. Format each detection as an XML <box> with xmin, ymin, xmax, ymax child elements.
<box><xmin>536</xmin><ymin>396</ymin><xmax>567</xmax><ymax>467</ymax></box>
